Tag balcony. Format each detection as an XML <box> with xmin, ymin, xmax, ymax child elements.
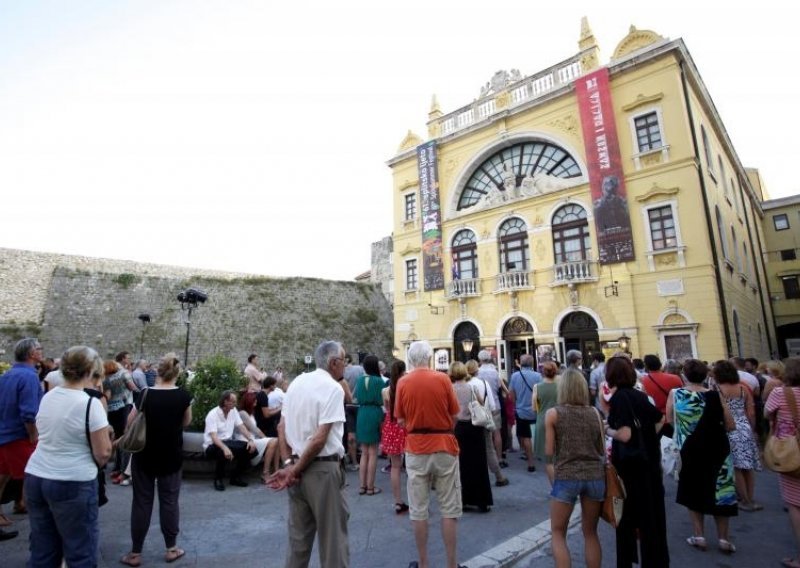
<box><xmin>446</xmin><ymin>278</ymin><xmax>481</xmax><ymax>299</ymax></box>
<box><xmin>551</xmin><ymin>259</ymin><xmax>598</xmax><ymax>286</ymax></box>
<box><xmin>495</xmin><ymin>271</ymin><xmax>533</xmax><ymax>293</ymax></box>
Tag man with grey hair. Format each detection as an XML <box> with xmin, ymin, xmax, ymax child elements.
<box><xmin>131</xmin><ymin>360</ymin><xmax>149</xmax><ymax>392</ymax></box>
<box><xmin>268</xmin><ymin>340</ymin><xmax>349</xmax><ymax>568</ymax></box>
<box><xmin>0</xmin><ymin>338</ymin><xmax>44</xmax><ymax>540</ymax></box>
<box><xmin>508</xmin><ymin>353</ymin><xmax>541</xmax><ymax>472</ymax></box>
<box><xmin>395</xmin><ymin>341</ymin><xmax>465</xmax><ymax>568</ymax></box>
<box><xmin>477</xmin><ymin>350</ymin><xmax>508</xmax><ymax>472</ymax></box>
<box><xmin>565</xmin><ymin>349</ymin><xmax>583</xmax><ymax>369</ymax></box>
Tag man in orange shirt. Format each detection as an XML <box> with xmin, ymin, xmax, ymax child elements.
<box><xmin>640</xmin><ymin>354</ymin><xmax>683</xmax><ymax>438</ymax></box>
<box><xmin>395</xmin><ymin>341</ymin><xmax>465</xmax><ymax>568</ymax></box>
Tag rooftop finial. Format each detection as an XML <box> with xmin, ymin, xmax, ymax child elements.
<box><xmin>430</xmin><ymin>94</ymin><xmax>441</xmax><ymax>114</ymax></box>
<box><xmin>578</xmin><ymin>17</ymin><xmax>601</xmax><ymax>71</ymax></box>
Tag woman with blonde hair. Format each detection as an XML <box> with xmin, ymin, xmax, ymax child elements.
<box><xmin>544</xmin><ymin>368</ymin><xmax>605</xmax><ymax>568</ymax></box>
<box><xmin>24</xmin><ymin>346</ymin><xmax>112</xmax><ymax>567</ymax></box>
<box><xmin>763</xmin><ymin>360</ymin><xmax>787</xmax><ymax>407</ymax></box>
<box><xmin>121</xmin><ymin>353</ymin><xmax>193</xmax><ymax>566</ymax></box>
<box><xmin>450</xmin><ymin>361</ymin><xmax>493</xmax><ymax>511</ymax></box>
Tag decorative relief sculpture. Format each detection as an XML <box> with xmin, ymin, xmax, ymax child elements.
<box><xmin>479</xmin><ymin>69</ymin><xmax>524</xmax><ymax>98</ymax></box>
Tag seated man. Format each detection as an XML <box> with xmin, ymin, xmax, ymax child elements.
<box><xmin>203</xmin><ymin>390</ymin><xmax>257</xmax><ymax>491</ymax></box>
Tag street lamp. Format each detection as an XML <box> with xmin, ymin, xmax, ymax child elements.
<box><xmin>618</xmin><ymin>334</ymin><xmax>631</xmax><ymax>354</ymax></box>
<box><xmin>177</xmin><ymin>288</ymin><xmax>208</xmax><ymax>368</ymax></box>
<box><xmin>461</xmin><ymin>338</ymin><xmax>474</xmax><ymax>362</ymax></box>
<box><xmin>137</xmin><ymin>313</ymin><xmax>151</xmax><ymax>359</ymax></box>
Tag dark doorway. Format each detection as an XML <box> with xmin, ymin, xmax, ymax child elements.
<box><xmin>501</xmin><ymin>317</ymin><xmax>535</xmax><ymax>375</ymax></box>
<box><xmin>559</xmin><ymin>311</ymin><xmax>599</xmax><ymax>369</ymax></box>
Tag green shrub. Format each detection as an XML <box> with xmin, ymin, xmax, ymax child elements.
<box><xmin>186</xmin><ymin>355</ymin><xmax>246</xmax><ymax>431</ymax></box>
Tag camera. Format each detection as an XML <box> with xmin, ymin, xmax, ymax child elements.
<box><xmin>177</xmin><ymin>287</ymin><xmax>208</xmax><ymax>305</ymax></box>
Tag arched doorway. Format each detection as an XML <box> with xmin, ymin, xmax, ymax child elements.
<box><xmin>501</xmin><ymin>316</ymin><xmax>535</xmax><ymax>374</ymax></box>
<box><xmin>559</xmin><ymin>311</ymin><xmax>599</xmax><ymax>368</ymax></box>
<box><xmin>454</xmin><ymin>321</ymin><xmax>480</xmax><ymax>362</ymax></box>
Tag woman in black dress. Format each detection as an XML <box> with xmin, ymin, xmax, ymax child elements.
<box><xmin>120</xmin><ymin>353</ymin><xmax>193</xmax><ymax>566</ymax></box>
<box><xmin>604</xmin><ymin>355</ymin><xmax>669</xmax><ymax>568</ymax></box>
<box><xmin>450</xmin><ymin>361</ymin><xmax>493</xmax><ymax>512</ymax></box>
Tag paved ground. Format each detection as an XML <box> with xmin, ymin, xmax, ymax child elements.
<box><xmin>1</xmin><ymin>453</ymin><xmax>794</xmax><ymax>567</ymax></box>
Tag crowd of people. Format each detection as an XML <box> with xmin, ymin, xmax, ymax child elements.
<box><xmin>2</xmin><ymin>335</ymin><xmax>800</xmax><ymax>568</ymax></box>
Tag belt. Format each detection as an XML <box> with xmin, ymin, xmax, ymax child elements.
<box><xmin>291</xmin><ymin>454</ymin><xmax>342</xmax><ymax>462</ymax></box>
<box><xmin>409</xmin><ymin>428</ymin><xmax>453</xmax><ymax>435</ymax></box>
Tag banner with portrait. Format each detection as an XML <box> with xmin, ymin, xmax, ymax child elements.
<box><xmin>417</xmin><ymin>141</ymin><xmax>445</xmax><ymax>290</ymax></box>
<box><xmin>576</xmin><ymin>68</ymin><xmax>635</xmax><ymax>264</ymax></box>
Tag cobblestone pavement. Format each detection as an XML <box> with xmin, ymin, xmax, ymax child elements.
<box><xmin>1</xmin><ymin>457</ymin><xmax>792</xmax><ymax>567</ymax></box>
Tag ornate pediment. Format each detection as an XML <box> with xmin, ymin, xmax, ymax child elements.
<box><xmin>622</xmin><ymin>93</ymin><xmax>664</xmax><ymax>113</ymax></box>
<box><xmin>479</xmin><ymin>69</ymin><xmax>524</xmax><ymax>99</ymax></box>
<box><xmin>397</xmin><ymin>130</ymin><xmax>424</xmax><ymax>153</ymax></box>
<box><xmin>635</xmin><ymin>183</ymin><xmax>680</xmax><ymax>202</ymax></box>
<box><xmin>612</xmin><ymin>26</ymin><xmax>665</xmax><ymax>60</ymax></box>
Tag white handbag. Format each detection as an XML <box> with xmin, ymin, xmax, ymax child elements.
<box><xmin>468</xmin><ymin>381</ymin><xmax>495</xmax><ymax>430</ymax></box>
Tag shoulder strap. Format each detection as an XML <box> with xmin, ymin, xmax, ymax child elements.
<box><xmin>784</xmin><ymin>386</ymin><xmax>800</xmax><ymax>432</ymax></box>
<box><xmin>519</xmin><ymin>369</ymin><xmax>533</xmax><ymax>391</ymax></box>
<box><xmin>594</xmin><ymin>407</ymin><xmax>606</xmax><ymax>456</ymax></box>
<box><xmin>139</xmin><ymin>387</ymin><xmax>148</xmax><ymax>413</ymax></box>
<box><xmin>85</xmin><ymin>397</ymin><xmax>100</xmax><ymax>469</ymax></box>
<box><xmin>645</xmin><ymin>374</ymin><xmax>669</xmax><ymax>397</ymax></box>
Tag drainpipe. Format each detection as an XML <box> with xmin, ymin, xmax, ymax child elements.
<box><xmin>679</xmin><ymin>61</ymin><xmax>733</xmax><ymax>356</ymax></box>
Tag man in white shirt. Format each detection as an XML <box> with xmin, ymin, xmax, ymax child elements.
<box><xmin>244</xmin><ymin>354</ymin><xmax>267</xmax><ymax>392</ymax></box>
<box><xmin>730</xmin><ymin>357</ymin><xmax>760</xmax><ymax>396</ymax></box>
<box><xmin>268</xmin><ymin>341</ymin><xmax>348</xmax><ymax>568</ymax></box>
<box><xmin>203</xmin><ymin>390</ymin><xmax>257</xmax><ymax>491</ymax></box>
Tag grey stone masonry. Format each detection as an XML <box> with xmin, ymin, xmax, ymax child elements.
<box><xmin>0</xmin><ymin>248</ymin><xmax>393</xmax><ymax>371</ymax></box>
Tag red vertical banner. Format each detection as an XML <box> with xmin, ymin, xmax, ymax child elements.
<box><xmin>417</xmin><ymin>141</ymin><xmax>445</xmax><ymax>290</ymax></box>
<box><xmin>576</xmin><ymin>68</ymin><xmax>635</xmax><ymax>264</ymax></box>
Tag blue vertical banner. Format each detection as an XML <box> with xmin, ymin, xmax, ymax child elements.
<box><xmin>417</xmin><ymin>141</ymin><xmax>445</xmax><ymax>291</ymax></box>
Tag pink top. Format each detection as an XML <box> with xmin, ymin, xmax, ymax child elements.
<box><xmin>765</xmin><ymin>386</ymin><xmax>800</xmax><ymax>438</ymax></box>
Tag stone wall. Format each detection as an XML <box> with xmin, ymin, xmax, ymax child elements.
<box><xmin>370</xmin><ymin>236</ymin><xmax>394</xmax><ymax>306</ymax></box>
<box><xmin>0</xmin><ymin>248</ymin><xmax>393</xmax><ymax>372</ymax></box>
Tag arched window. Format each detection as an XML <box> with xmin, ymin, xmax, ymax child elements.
<box><xmin>715</xmin><ymin>206</ymin><xmax>729</xmax><ymax>259</ymax></box>
<box><xmin>552</xmin><ymin>204</ymin><xmax>591</xmax><ymax>263</ymax></box>
<box><xmin>457</xmin><ymin>141</ymin><xmax>582</xmax><ymax>210</ymax></box>
<box><xmin>451</xmin><ymin>229</ymin><xmax>477</xmax><ymax>280</ymax></box>
<box><xmin>498</xmin><ymin>218</ymin><xmax>529</xmax><ymax>272</ymax></box>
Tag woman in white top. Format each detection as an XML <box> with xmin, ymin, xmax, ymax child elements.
<box><xmin>24</xmin><ymin>346</ymin><xmax>112</xmax><ymax>568</ymax></box>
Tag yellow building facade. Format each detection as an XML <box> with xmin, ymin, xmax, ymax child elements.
<box><xmin>388</xmin><ymin>21</ymin><xmax>775</xmax><ymax>376</ymax></box>
<box><xmin>762</xmin><ymin>195</ymin><xmax>800</xmax><ymax>357</ymax></box>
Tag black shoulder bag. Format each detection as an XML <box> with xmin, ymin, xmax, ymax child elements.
<box><xmin>85</xmin><ymin>397</ymin><xmax>108</xmax><ymax>507</ymax></box>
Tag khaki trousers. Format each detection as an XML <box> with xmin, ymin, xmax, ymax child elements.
<box><xmin>286</xmin><ymin>460</ymin><xmax>350</xmax><ymax>568</ymax></box>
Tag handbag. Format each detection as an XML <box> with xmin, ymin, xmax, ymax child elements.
<box><xmin>468</xmin><ymin>382</ymin><xmax>495</xmax><ymax>430</ymax></box>
<box><xmin>117</xmin><ymin>388</ymin><xmax>148</xmax><ymax>453</ymax></box>
<box><xmin>764</xmin><ymin>386</ymin><xmax>800</xmax><ymax>477</ymax></box>
<box><xmin>661</xmin><ymin>398</ymin><xmax>681</xmax><ymax>480</ymax></box>
<box><xmin>595</xmin><ymin>411</ymin><xmax>626</xmax><ymax>527</ymax></box>
<box><xmin>84</xmin><ymin>397</ymin><xmax>108</xmax><ymax>507</ymax></box>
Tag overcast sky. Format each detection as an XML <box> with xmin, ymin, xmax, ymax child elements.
<box><xmin>1</xmin><ymin>1</ymin><xmax>796</xmax><ymax>281</ymax></box>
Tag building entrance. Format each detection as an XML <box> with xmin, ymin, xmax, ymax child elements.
<box><xmin>500</xmin><ymin>317</ymin><xmax>535</xmax><ymax>376</ymax></box>
<box><xmin>558</xmin><ymin>311</ymin><xmax>599</xmax><ymax>368</ymax></box>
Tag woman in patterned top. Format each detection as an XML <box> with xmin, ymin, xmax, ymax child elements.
<box><xmin>666</xmin><ymin>359</ymin><xmax>737</xmax><ymax>553</ymax></box>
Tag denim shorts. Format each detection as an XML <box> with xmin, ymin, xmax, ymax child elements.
<box><xmin>550</xmin><ymin>478</ymin><xmax>605</xmax><ymax>504</ymax></box>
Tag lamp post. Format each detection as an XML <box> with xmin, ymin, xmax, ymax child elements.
<box><xmin>137</xmin><ymin>313</ymin><xmax>151</xmax><ymax>359</ymax></box>
<box><xmin>618</xmin><ymin>334</ymin><xmax>631</xmax><ymax>355</ymax></box>
<box><xmin>177</xmin><ymin>288</ymin><xmax>208</xmax><ymax>368</ymax></box>
<box><xmin>461</xmin><ymin>338</ymin><xmax>474</xmax><ymax>362</ymax></box>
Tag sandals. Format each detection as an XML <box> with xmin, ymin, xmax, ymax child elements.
<box><xmin>718</xmin><ymin>539</ymin><xmax>736</xmax><ymax>554</ymax></box>
<box><xmin>366</xmin><ymin>487</ymin><xmax>382</xmax><ymax>496</ymax></box>
<box><xmin>359</xmin><ymin>487</ymin><xmax>367</xmax><ymax>495</ymax></box>
<box><xmin>686</xmin><ymin>536</ymin><xmax>707</xmax><ymax>551</ymax></box>
<box><xmin>395</xmin><ymin>502</ymin><xmax>409</xmax><ymax>514</ymax></box>
<box><xmin>165</xmin><ymin>547</ymin><xmax>186</xmax><ymax>563</ymax></box>
<box><xmin>120</xmin><ymin>553</ymin><xmax>142</xmax><ymax>567</ymax></box>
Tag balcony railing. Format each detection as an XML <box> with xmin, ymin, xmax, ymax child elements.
<box><xmin>436</xmin><ymin>53</ymin><xmax>584</xmax><ymax>138</ymax></box>
<box><xmin>551</xmin><ymin>259</ymin><xmax>597</xmax><ymax>285</ymax></box>
<box><xmin>495</xmin><ymin>271</ymin><xmax>533</xmax><ymax>293</ymax></box>
<box><xmin>446</xmin><ymin>278</ymin><xmax>481</xmax><ymax>299</ymax></box>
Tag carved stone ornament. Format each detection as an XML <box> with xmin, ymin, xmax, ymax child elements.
<box><xmin>636</xmin><ymin>183</ymin><xmax>679</xmax><ymax>202</ymax></box>
<box><xmin>479</xmin><ymin>69</ymin><xmax>523</xmax><ymax>99</ymax></box>
<box><xmin>548</xmin><ymin>114</ymin><xmax>579</xmax><ymax>139</ymax></box>
<box><xmin>398</xmin><ymin>130</ymin><xmax>424</xmax><ymax>153</ymax></box>
<box><xmin>622</xmin><ymin>93</ymin><xmax>665</xmax><ymax>113</ymax></box>
<box><xmin>612</xmin><ymin>26</ymin><xmax>666</xmax><ymax>60</ymax></box>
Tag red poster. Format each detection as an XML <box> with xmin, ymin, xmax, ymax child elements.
<box><xmin>576</xmin><ymin>68</ymin><xmax>635</xmax><ymax>264</ymax></box>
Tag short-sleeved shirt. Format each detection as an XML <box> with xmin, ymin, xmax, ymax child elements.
<box><xmin>26</xmin><ymin>388</ymin><xmax>108</xmax><ymax>481</ymax></box>
<box><xmin>255</xmin><ymin>390</ymin><xmax>278</xmax><ymax>437</ymax></box>
<box><xmin>641</xmin><ymin>371</ymin><xmax>683</xmax><ymax>415</ymax></box>
<box><xmin>509</xmin><ymin>367</ymin><xmax>541</xmax><ymax>421</ymax></box>
<box><xmin>766</xmin><ymin>386</ymin><xmax>800</xmax><ymax>438</ymax></box>
<box><xmin>283</xmin><ymin>368</ymin><xmax>345</xmax><ymax>458</ymax></box>
<box><xmin>134</xmin><ymin>387</ymin><xmax>192</xmax><ymax>476</ymax></box>
<box><xmin>203</xmin><ymin>406</ymin><xmax>244</xmax><ymax>449</ymax></box>
<box><xmin>103</xmin><ymin>370</ymin><xmax>130</xmax><ymax>412</ymax></box>
<box><xmin>0</xmin><ymin>363</ymin><xmax>42</xmax><ymax>445</ymax></box>
<box><xmin>395</xmin><ymin>368</ymin><xmax>460</xmax><ymax>456</ymax></box>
